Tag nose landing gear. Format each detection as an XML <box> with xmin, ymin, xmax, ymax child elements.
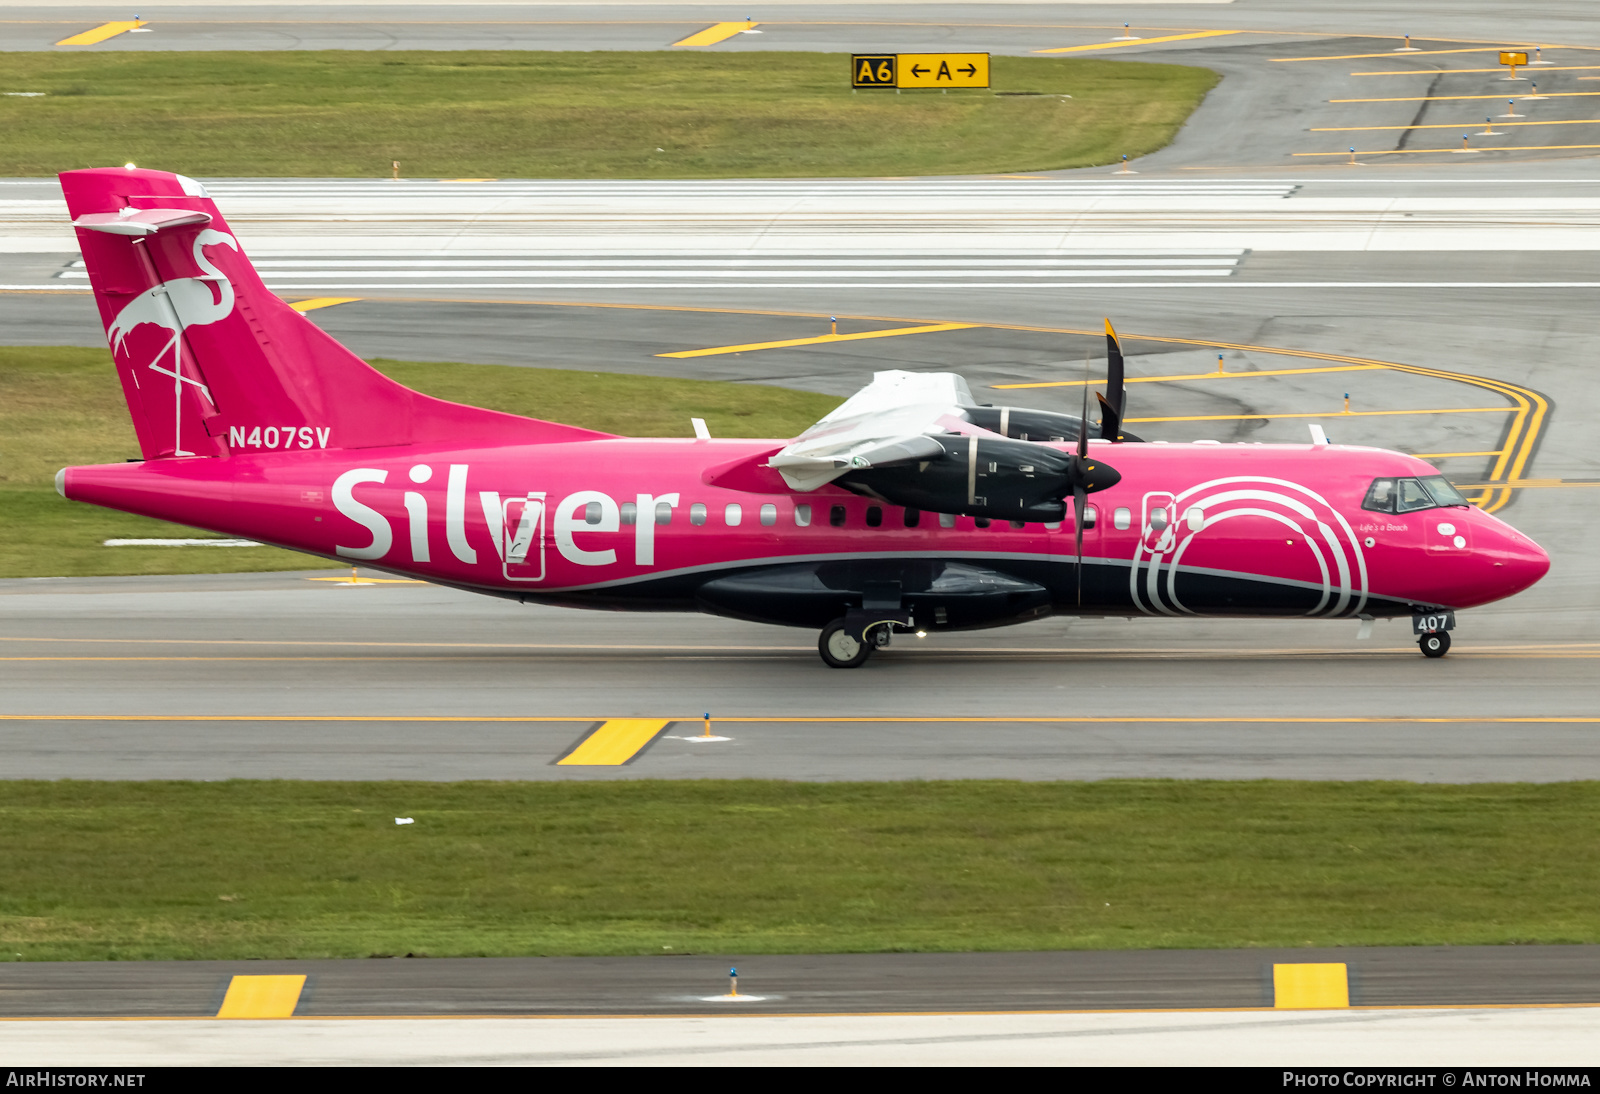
<box><xmin>1412</xmin><ymin>610</ymin><xmax>1456</xmax><ymax>659</ymax></box>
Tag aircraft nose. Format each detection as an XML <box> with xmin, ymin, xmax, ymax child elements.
<box><xmin>1480</xmin><ymin>518</ymin><xmax>1550</xmax><ymax>599</ymax></box>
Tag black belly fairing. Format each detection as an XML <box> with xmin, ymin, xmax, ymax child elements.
<box><xmin>524</xmin><ymin>556</ymin><xmax>1417</xmax><ymax>629</ymax></box>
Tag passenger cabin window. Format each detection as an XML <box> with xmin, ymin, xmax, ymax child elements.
<box><xmin>760</xmin><ymin>503</ymin><xmax>777</xmax><ymax>526</ymax></box>
<box><xmin>655</xmin><ymin>501</ymin><xmax>673</xmax><ymax>525</ymax></box>
<box><xmin>725</xmin><ymin>503</ymin><xmax>742</xmax><ymax>527</ymax></box>
<box><xmin>795</xmin><ymin>504</ymin><xmax>811</xmax><ymax>527</ymax></box>
<box><xmin>1112</xmin><ymin>507</ymin><xmax>1132</xmax><ymax>530</ymax></box>
<box><xmin>904</xmin><ymin>508</ymin><xmax>921</xmax><ymax>528</ymax></box>
<box><xmin>939</xmin><ymin>512</ymin><xmax>957</xmax><ymax>529</ymax></box>
<box><xmin>866</xmin><ymin>506</ymin><xmax>883</xmax><ymax>527</ymax></box>
<box><xmin>1083</xmin><ymin>506</ymin><xmax>1097</xmax><ymax>528</ymax></box>
<box><xmin>690</xmin><ymin>503</ymin><xmax>707</xmax><ymax>526</ymax></box>
<box><xmin>1185</xmin><ymin>507</ymin><xmax>1204</xmax><ymax>533</ymax></box>
<box><xmin>1149</xmin><ymin>507</ymin><xmax>1168</xmax><ymax>531</ymax></box>
<box><xmin>830</xmin><ymin>505</ymin><xmax>846</xmax><ymax>527</ymax></box>
<box><xmin>584</xmin><ymin>501</ymin><xmax>604</xmax><ymax>525</ymax></box>
<box><xmin>974</xmin><ymin>517</ymin><xmax>991</xmax><ymax>529</ymax></box>
<box><xmin>1363</xmin><ymin>475</ymin><xmax>1470</xmax><ymax>514</ymax></box>
<box><xmin>1009</xmin><ymin>520</ymin><xmax>1025</xmax><ymax>530</ymax></box>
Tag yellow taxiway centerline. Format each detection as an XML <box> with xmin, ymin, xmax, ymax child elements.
<box><xmin>1354</xmin><ymin>65</ymin><xmax>1600</xmax><ymax>76</ymax></box>
<box><xmin>981</xmin><ymin>324</ymin><xmax>1546</xmax><ymax>516</ymax></box>
<box><xmin>996</xmin><ymin>363</ymin><xmax>1385</xmax><ymax>389</ymax></box>
<box><xmin>287</xmin><ymin>297</ymin><xmax>362</xmax><ymax>313</ymax></box>
<box><xmin>1296</xmin><ymin>144</ymin><xmax>1600</xmax><ymax>156</ymax></box>
<box><xmin>1331</xmin><ymin>91</ymin><xmax>1600</xmax><ymax>103</ymax></box>
<box><xmin>55</xmin><ymin>20</ymin><xmax>145</xmax><ymax>45</ymax></box>
<box><xmin>671</xmin><ymin>21</ymin><xmax>756</xmax><ymax>47</ymax></box>
<box><xmin>1035</xmin><ymin>30</ymin><xmax>1237</xmax><ymax>54</ymax></box>
<box><xmin>1276</xmin><ymin>47</ymin><xmax>1543</xmax><ymax>63</ymax></box>
<box><xmin>1314</xmin><ymin>119</ymin><xmax>1600</xmax><ymax>132</ymax></box>
<box><xmin>1128</xmin><ymin>407</ymin><xmax>1506</xmax><ymax>424</ymax></box>
<box><xmin>557</xmin><ymin>719</ymin><xmax>672</xmax><ymax>765</ymax></box>
<box><xmin>657</xmin><ymin>321</ymin><xmax>977</xmax><ymax>358</ymax></box>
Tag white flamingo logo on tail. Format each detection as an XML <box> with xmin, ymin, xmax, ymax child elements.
<box><xmin>107</xmin><ymin>228</ymin><xmax>239</xmax><ymax>456</ymax></box>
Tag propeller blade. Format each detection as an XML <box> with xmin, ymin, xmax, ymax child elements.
<box><xmin>1077</xmin><ymin>352</ymin><xmax>1091</xmax><ymax>460</ymax></box>
<box><xmin>1074</xmin><ymin>483</ymin><xmax>1087</xmax><ymax>605</ymax></box>
<box><xmin>1101</xmin><ymin>318</ymin><xmax>1126</xmax><ymax>442</ymax></box>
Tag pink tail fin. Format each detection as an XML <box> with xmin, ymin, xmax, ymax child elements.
<box><xmin>61</xmin><ymin>167</ymin><xmax>614</xmax><ymax>460</ymax></box>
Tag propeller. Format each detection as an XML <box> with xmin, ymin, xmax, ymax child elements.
<box><xmin>1097</xmin><ymin>318</ymin><xmax>1126</xmax><ymax>442</ymax></box>
<box><xmin>1069</xmin><ymin>350</ymin><xmax>1122</xmax><ymax>604</ymax></box>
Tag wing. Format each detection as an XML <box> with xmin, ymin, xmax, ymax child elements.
<box><xmin>768</xmin><ymin>371</ymin><xmax>980</xmax><ymax>491</ymax></box>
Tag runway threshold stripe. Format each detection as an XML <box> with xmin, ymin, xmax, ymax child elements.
<box><xmin>54</xmin><ymin>20</ymin><xmax>143</xmax><ymax>45</ymax></box>
<box><xmin>215</xmin><ymin>975</ymin><xmax>305</xmax><ymax>1019</ymax></box>
<box><xmin>1274</xmin><ymin>964</ymin><xmax>1350</xmax><ymax>1010</ymax></box>
<box><xmin>556</xmin><ymin>719</ymin><xmax>672</xmax><ymax>765</ymax></box>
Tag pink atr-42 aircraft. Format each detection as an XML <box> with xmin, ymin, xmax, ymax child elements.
<box><xmin>55</xmin><ymin>168</ymin><xmax>1550</xmax><ymax>667</ymax></box>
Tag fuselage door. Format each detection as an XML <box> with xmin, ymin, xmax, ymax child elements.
<box><xmin>501</xmin><ymin>492</ymin><xmax>547</xmax><ymax>581</ymax></box>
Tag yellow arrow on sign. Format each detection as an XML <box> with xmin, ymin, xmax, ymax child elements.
<box><xmin>896</xmin><ymin>53</ymin><xmax>990</xmax><ymax>89</ymax></box>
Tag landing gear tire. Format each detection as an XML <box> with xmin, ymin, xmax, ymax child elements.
<box><xmin>819</xmin><ymin>619</ymin><xmax>873</xmax><ymax>669</ymax></box>
<box><xmin>1419</xmin><ymin>631</ymin><xmax>1451</xmax><ymax>658</ymax></box>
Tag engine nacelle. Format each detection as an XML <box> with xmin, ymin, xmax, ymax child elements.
<box><xmin>965</xmin><ymin>405</ymin><xmax>1142</xmax><ymax>444</ymax></box>
<box><xmin>840</xmin><ymin>434</ymin><xmax>1094</xmax><ymax>523</ymax></box>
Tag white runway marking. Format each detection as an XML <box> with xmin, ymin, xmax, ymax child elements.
<box><xmin>4</xmin><ymin>1007</ymin><xmax>1599</xmax><ymax>1066</ymax></box>
<box><xmin>57</xmin><ymin>252</ymin><xmax>1245</xmax><ymax>290</ymax></box>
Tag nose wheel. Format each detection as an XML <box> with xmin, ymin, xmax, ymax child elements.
<box><xmin>1419</xmin><ymin>631</ymin><xmax>1451</xmax><ymax>658</ymax></box>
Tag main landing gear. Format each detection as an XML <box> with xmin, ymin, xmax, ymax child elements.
<box><xmin>1418</xmin><ymin>630</ymin><xmax>1451</xmax><ymax>658</ymax></box>
<box><xmin>818</xmin><ymin>617</ymin><xmax>897</xmax><ymax>669</ymax></box>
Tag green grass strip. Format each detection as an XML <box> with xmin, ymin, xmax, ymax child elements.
<box><xmin>0</xmin><ymin>779</ymin><xmax>1595</xmax><ymax>961</ymax></box>
<box><xmin>0</xmin><ymin>51</ymin><xmax>1217</xmax><ymax>177</ymax></box>
<box><xmin>0</xmin><ymin>346</ymin><xmax>841</xmax><ymax>578</ymax></box>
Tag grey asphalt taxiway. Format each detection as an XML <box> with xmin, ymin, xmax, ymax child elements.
<box><xmin>5</xmin><ymin>5</ymin><xmax>1600</xmax><ymax>779</ymax></box>
<box><xmin>7</xmin><ymin>945</ymin><xmax>1600</xmax><ymax>1017</ymax></box>
<box><xmin>5</xmin><ymin>2</ymin><xmax>1600</xmax><ymax>1056</ymax></box>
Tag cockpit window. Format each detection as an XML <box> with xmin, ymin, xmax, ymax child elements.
<box><xmin>1362</xmin><ymin>479</ymin><xmax>1396</xmax><ymax>512</ymax></box>
<box><xmin>1419</xmin><ymin>475</ymin><xmax>1470</xmax><ymax>507</ymax></box>
<box><xmin>1397</xmin><ymin>478</ymin><xmax>1435</xmax><ymax>513</ymax></box>
<box><xmin>1363</xmin><ymin>475</ymin><xmax>1472</xmax><ymax>513</ymax></box>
